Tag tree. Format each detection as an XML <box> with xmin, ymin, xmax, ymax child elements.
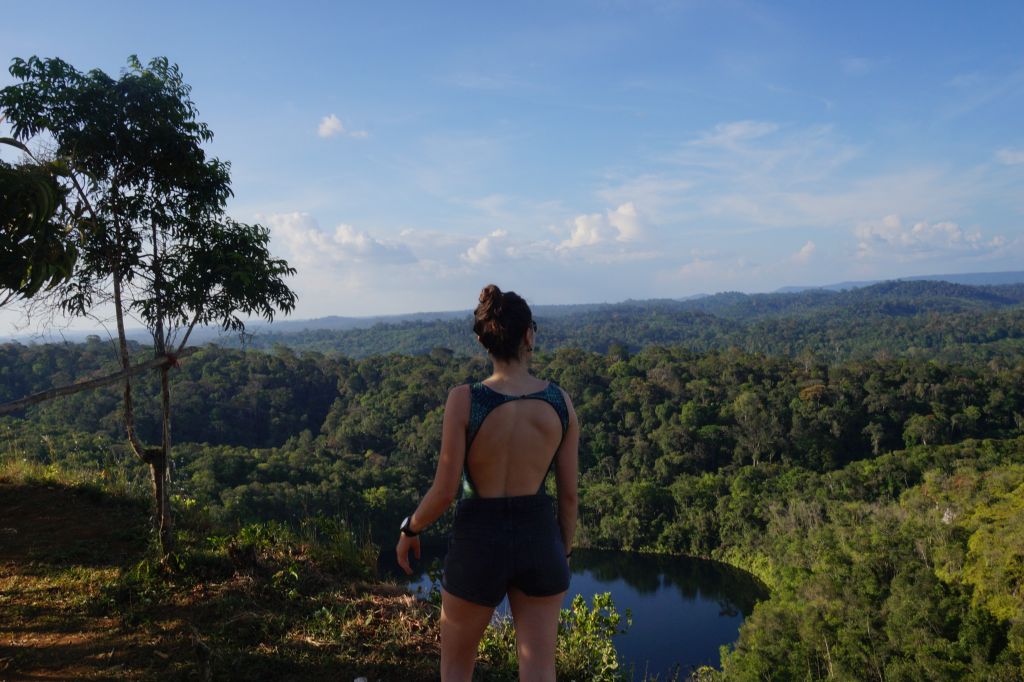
<box><xmin>0</xmin><ymin>55</ymin><xmax>296</xmax><ymax>553</ymax></box>
<box><xmin>731</xmin><ymin>390</ymin><xmax>782</xmax><ymax>467</ymax></box>
<box><xmin>0</xmin><ymin>138</ymin><xmax>78</xmax><ymax>306</ymax></box>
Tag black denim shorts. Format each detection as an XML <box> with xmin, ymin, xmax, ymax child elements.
<box><xmin>441</xmin><ymin>493</ymin><xmax>571</xmax><ymax>608</ymax></box>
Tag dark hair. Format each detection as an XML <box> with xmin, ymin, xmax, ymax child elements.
<box><xmin>473</xmin><ymin>284</ymin><xmax>533</xmax><ymax>361</ymax></box>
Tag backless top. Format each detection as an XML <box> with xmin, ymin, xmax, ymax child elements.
<box><xmin>462</xmin><ymin>381</ymin><xmax>569</xmax><ymax>498</ymax></box>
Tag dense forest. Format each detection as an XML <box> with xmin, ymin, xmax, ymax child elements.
<box><xmin>2</xmin><ymin>280</ymin><xmax>1024</xmax><ymax>678</ymax></box>
<box><xmin>221</xmin><ymin>281</ymin><xmax>1024</xmax><ymax>364</ymax></box>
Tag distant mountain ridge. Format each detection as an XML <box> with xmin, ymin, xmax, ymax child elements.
<box><xmin>204</xmin><ymin>278</ymin><xmax>1024</xmax><ymax>361</ymax></box>
<box><xmin>775</xmin><ymin>269</ymin><xmax>1024</xmax><ymax>293</ymax></box>
<box><xmin>5</xmin><ymin>270</ymin><xmax>1023</xmax><ymax>345</ymax></box>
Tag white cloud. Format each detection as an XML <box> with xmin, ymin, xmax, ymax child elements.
<box><xmin>318</xmin><ymin>114</ymin><xmax>345</xmax><ymax>138</ymax></box>
<box><xmin>561</xmin><ymin>213</ymin><xmax>612</xmax><ymax>249</ymax></box>
<box><xmin>462</xmin><ymin>229</ymin><xmax>510</xmax><ymax>264</ymax></box>
<box><xmin>791</xmin><ymin>240</ymin><xmax>816</xmax><ymax>264</ymax></box>
<box><xmin>559</xmin><ymin>203</ymin><xmax>647</xmax><ymax>250</ymax></box>
<box><xmin>996</xmin><ymin>148</ymin><xmax>1024</xmax><ymax>165</ymax></box>
<box><xmin>854</xmin><ymin>214</ymin><xmax>1006</xmax><ymax>261</ymax></box>
<box><xmin>317</xmin><ymin>114</ymin><xmax>368</xmax><ymax>139</ymax></box>
<box><xmin>264</xmin><ymin>212</ymin><xmax>415</xmax><ymax>266</ymax></box>
<box><xmin>611</xmin><ymin>122</ymin><xmax>1002</xmax><ymax>240</ymax></box>
<box><xmin>607</xmin><ymin>202</ymin><xmax>644</xmax><ymax>241</ymax></box>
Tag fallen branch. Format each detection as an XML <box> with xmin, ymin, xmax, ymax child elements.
<box><xmin>0</xmin><ymin>346</ymin><xmax>199</xmax><ymax>415</ymax></box>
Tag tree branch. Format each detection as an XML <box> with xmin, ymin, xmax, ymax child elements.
<box><xmin>175</xmin><ymin>310</ymin><xmax>202</xmax><ymax>356</ymax></box>
<box><xmin>0</xmin><ymin>346</ymin><xmax>198</xmax><ymax>416</ymax></box>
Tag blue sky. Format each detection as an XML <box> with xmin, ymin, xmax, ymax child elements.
<box><xmin>2</xmin><ymin>0</ymin><xmax>1023</xmax><ymax>333</ymax></box>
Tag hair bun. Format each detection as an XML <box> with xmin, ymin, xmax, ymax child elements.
<box><xmin>472</xmin><ymin>284</ymin><xmax>532</xmax><ymax>361</ymax></box>
<box><xmin>480</xmin><ymin>284</ymin><xmax>502</xmax><ymax>306</ymax></box>
<box><xmin>478</xmin><ymin>284</ymin><xmax>503</xmax><ymax>323</ymax></box>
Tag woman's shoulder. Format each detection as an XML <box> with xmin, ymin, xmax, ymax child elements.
<box><xmin>547</xmin><ymin>382</ymin><xmax>576</xmax><ymax>416</ymax></box>
<box><xmin>546</xmin><ymin>380</ymin><xmax>569</xmax><ymax>398</ymax></box>
<box><xmin>448</xmin><ymin>383</ymin><xmax>473</xmax><ymax>398</ymax></box>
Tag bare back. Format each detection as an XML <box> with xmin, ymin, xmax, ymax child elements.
<box><xmin>463</xmin><ymin>379</ymin><xmax>568</xmax><ymax>498</ymax></box>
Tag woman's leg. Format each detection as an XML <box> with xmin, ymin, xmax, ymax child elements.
<box><xmin>440</xmin><ymin>588</ymin><xmax>496</xmax><ymax>681</ymax></box>
<box><xmin>507</xmin><ymin>587</ymin><xmax>565</xmax><ymax>682</ymax></box>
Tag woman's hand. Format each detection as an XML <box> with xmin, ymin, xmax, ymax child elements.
<box><xmin>396</xmin><ymin>533</ymin><xmax>421</xmax><ymax>575</ymax></box>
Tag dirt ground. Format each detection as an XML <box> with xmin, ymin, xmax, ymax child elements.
<box><xmin>0</xmin><ymin>482</ymin><xmax>189</xmax><ymax>681</ymax></box>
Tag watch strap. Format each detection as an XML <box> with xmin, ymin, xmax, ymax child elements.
<box><xmin>400</xmin><ymin>515</ymin><xmax>419</xmax><ymax>537</ymax></box>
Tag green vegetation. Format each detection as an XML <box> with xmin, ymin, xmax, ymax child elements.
<box><xmin>479</xmin><ymin>593</ymin><xmax>631</xmax><ymax>681</ymax></box>
<box><xmin>227</xmin><ymin>280</ymin><xmax>1024</xmax><ymax>365</ymax></box>
<box><xmin>1</xmin><ymin>54</ymin><xmax>297</xmax><ymax>553</ymax></box>
<box><xmin>0</xmin><ymin>136</ymin><xmax>76</xmax><ymax>307</ymax></box>
<box><xmin>0</xmin><ymin>463</ymin><xmax>631</xmax><ymax>680</ymax></box>
<box><xmin>3</xmin><ymin>280</ymin><xmax>1024</xmax><ymax>678</ymax></box>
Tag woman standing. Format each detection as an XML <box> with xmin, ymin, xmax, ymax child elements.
<box><xmin>396</xmin><ymin>284</ymin><xmax>580</xmax><ymax>681</ymax></box>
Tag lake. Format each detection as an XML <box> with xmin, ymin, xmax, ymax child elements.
<box><xmin>380</xmin><ymin>546</ymin><xmax>768</xmax><ymax>678</ymax></box>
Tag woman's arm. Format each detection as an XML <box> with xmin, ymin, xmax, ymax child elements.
<box><xmin>396</xmin><ymin>384</ymin><xmax>469</xmax><ymax>574</ymax></box>
<box><xmin>554</xmin><ymin>390</ymin><xmax>580</xmax><ymax>553</ymax></box>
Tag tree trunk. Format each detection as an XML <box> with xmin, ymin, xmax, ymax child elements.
<box><xmin>154</xmin><ymin>360</ymin><xmax>173</xmax><ymax>553</ymax></box>
<box><xmin>112</xmin><ymin>270</ymin><xmax>147</xmax><ymax>459</ymax></box>
<box><xmin>151</xmin><ymin>220</ymin><xmax>174</xmax><ymax>555</ymax></box>
<box><xmin>112</xmin><ymin>264</ymin><xmax>173</xmax><ymax>552</ymax></box>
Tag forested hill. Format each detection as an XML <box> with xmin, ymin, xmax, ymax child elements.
<box><xmin>224</xmin><ymin>280</ymin><xmax>1024</xmax><ymax>362</ymax></box>
<box><xmin>4</xmin><ymin>278</ymin><xmax>1024</xmax><ymax>677</ymax></box>
<box><xmin>3</xmin><ymin>340</ymin><xmax>1023</xmax><ymax>677</ymax></box>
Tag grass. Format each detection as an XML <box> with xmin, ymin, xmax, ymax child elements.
<box><xmin>0</xmin><ymin>453</ymin><xmax>442</xmax><ymax>680</ymax></box>
<box><xmin>1</xmin><ymin>448</ymin><xmax>643</xmax><ymax>680</ymax></box>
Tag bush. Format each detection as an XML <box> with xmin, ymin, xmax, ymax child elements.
<box><xmin>478</xmin><ymin>592</ymin><xmax>631</xmax><ymax>681</ymax></box>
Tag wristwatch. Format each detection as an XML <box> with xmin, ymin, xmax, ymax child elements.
<box><xmin>400</xmin><ymin>516</ymin><xmax>419</xmax><ymax>537</ymax></box>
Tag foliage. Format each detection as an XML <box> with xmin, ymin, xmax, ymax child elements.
<box><xmin>222</xmin><ymin>280</ymin><xmax>1024</xmax><ymax>366</ymax></box>
<box><xmin>557</xmin><ymin>592</ymin><xmax>632</xmax><ymax>681</ymax></box>
<box><xmin>0</xmin><ymin>138</ymin><xmax>77</xmax><ymax>306</ymax></box>
<box><xmin>477</xmin><ymin>592</ymin><xmax>631</xmax><ymax>681</ymax></box>
<box><xmin>4</xmin><ymin>287</ymin><xmax>1024</xmax><ymax>677</ymax></box>
<box><xmin>0</xmin><ymin>54</ymin><xmax>297</xmax><ymax>553</ymax></box>
<box><xmin>0</xmin><ymin>54</ymin><xmax>297</xmax><ymax>338</ymax></box>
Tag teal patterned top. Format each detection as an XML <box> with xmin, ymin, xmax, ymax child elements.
<box><xmin>462</xmin><ymin>381</ymin><xmax>570</xmax><ymax>498</ymax></box>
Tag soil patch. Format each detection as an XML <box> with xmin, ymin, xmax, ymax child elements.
<box><xmin>0</xmin><ymin>481</ymin><xmax>179</xmax><ymax>680</ymax></box>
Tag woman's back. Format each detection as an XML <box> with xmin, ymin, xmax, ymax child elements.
<box><xmin>463</xmin><ymin>379</ymin><xmax>568</xmax><ymax>498</ymax></box>
<box><xmin>395</xmin><ymin>284</ymin><xmax>578</xmax><ymax>681</ymax></box>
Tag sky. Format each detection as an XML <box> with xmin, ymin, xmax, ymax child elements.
<box><xmin>2</xmin><ymin>0</ymin><xmax>1023</xmax><ymax>335</ymax></box>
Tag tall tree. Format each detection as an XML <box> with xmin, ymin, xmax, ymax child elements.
<box><xmin>0</xmin><ymin>55</ymin><xmax>297</xmax><ymax>552</ymax></box>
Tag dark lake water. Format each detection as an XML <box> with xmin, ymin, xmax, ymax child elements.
<box><xmin>380</xmin><ymin>546</ymin><xmax>768</xmax><ymax>678</ymax></box>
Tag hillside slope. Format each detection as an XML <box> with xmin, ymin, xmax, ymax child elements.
<box><xmin>0</xmin><ymin>477</ymin><xmax>439</xmax><ymax>681</ymax></box>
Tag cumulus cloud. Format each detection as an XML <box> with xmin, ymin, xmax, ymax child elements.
<box><xmin>462</xmin><ymin>229</ymin><xmax>510</xmax><ymax>264</ymax></box>
<box><xmin>318</xmin><ymin>114</ymin><xmax>345</xmax><ymax>138</ymax></box>
<box><xmin>265</xmin><ymin>212</ymin><xmax>415</xmax><ymax>266</ymax></box>
<box><xmin>607</xmin><ymin>202</ymin><xmax>643</xmax><ymax>241</ymax></box>
<box><xmin>854</xmin><ymin>214</ymin><xmax>1006</xmax><ymax>261</ymax></box>
<box><xmin>791</xmin><ymin>240</ymin><xmax>816</xmax><ymax>264</ymax></box>
<box><xmin>996</xmin><ymin>148</ymin><xmax>1024</xmax><ymax>165</ymax></box>
<box><xmin>560</xmin><ymin>213</ymin><xmax>610</xmax><ymax>249</ymax></box>
<box><xmin>317</xmin><ymin>113</ymin><xmax>368</xmax><ymax>139</ymax></box>
<box><xmin>559</xmin><ymin>203</ymin><xmax>646</xmax><ymax>250</ymax></box>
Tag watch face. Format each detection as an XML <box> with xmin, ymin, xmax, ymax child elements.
<box><xmin>401</xmin><ymin>516</ymin><xmax>410</xmax><ymax>531</ymax></box>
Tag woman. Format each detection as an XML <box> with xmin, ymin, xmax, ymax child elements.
<box><xmin>396</xmin><ymin>284</ymin><xmax>579</xmax><ymax>681</ymax></box>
